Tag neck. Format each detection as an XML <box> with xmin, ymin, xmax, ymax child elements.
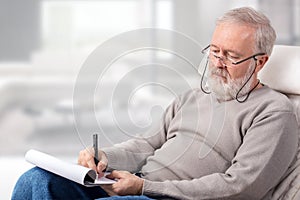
<box><xmin>235</xmin><ymin>77</ymin><xmax>261</xmax><ymax>103</ymax></box>
<box><xmin>251</xmin><ymin>77</ymin><xmax>263</xmax><ymax>90</ymax></box>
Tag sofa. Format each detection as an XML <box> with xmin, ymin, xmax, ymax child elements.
<box><xmin>258</xmin><ymin>45</ymin><xmax>300</xmax><ymax>200</ymax></box>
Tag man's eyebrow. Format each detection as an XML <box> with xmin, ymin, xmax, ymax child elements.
<box><xmin>210</xmin><ymin>44</ymin><xmax>243</xmax><ymax>56</ymax></box>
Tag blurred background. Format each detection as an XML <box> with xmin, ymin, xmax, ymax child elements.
<box><xmin>1</xmin><ymin>0</ymin><xmax>299</xmax><ymax>198</ymax></box>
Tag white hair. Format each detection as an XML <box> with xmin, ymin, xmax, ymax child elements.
<box><xmin>217</xmin><ymin>7</ymin><xmax>276</xmax><ymax>56</ymax></box>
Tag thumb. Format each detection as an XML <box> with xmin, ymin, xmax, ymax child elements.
<box><xmin>106</xmin><ymin>170</ymin><xmax>126</xmax><ymax>179</ymax></box>
<box><xmin>96</xmin><ymin>151</ymin><xmax>108</xmax><ymax>174</ymax></box>
<box><xmin>97</xmin><ymin>161</ymin><xmax>107</xmax><ymax>175</ymax></box>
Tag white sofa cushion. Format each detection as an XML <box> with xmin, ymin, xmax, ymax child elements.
<box><xmin>258</xmin><ymin>45</ymin><xmax>300</xmax><ymax>95</ymax></box>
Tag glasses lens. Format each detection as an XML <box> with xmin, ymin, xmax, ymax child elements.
<box><xmin>208</xmin><ymin>48</ymin><xmax>239</xmax><ymax>66</ymax></box>
<box><xmin>208</xmin><ymin>50</ymin><xmax>229</xmax><ymax>66</ymax></box>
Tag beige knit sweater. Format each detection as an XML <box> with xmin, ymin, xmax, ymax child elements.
<box><xmin>103</xmin><ymin>86</ymin><xmax>299</xmax><ymax>200</ymax></box>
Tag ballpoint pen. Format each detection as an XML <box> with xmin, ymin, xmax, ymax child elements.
<box><xmin>93</xmin><ymin>133</ymin><xmax>99</xmax><ymax>165</ymax></box>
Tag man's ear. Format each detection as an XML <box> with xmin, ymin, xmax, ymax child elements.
<box><xmin>255</xmin><ymin>55</ymin><xmax>269</xmax><ymax>73</ymax></box>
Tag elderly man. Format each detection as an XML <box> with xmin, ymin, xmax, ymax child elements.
<box><xmin>12</xmin><ymin>7</ymin><xmax>298</xmax><ymax>200</ymax></box>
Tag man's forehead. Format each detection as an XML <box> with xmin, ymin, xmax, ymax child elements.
<box><xmin>210</xmin><ymin>44</ymin><xmax>242</xmax><ymax>56</ymax></box>
<box><xmin>211</xmin><ymin>22</ymin><xmax>256</xmax><ymax>53</ymax></box>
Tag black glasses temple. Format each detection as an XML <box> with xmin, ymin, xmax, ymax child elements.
<box><xmin>201</xmin><ymin>45</ymin><xmax>210</xmax><ymax>54</ymax></box>
<box><xmin>233</xmin><ymin>53</ymin><xmax>266</xmax><ymax>65</ymax></box>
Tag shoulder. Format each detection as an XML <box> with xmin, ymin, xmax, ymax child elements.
<box><xmin>178</xmin><ymin>88</ymin><xmax>206</xmax><ymax>103</ymax></box>
<box><xmin>166</xmin><ymin>88</ymin><xmax>207</xmax><ymax>113</ymax></box>
<box><xmin>250</xmin><ymin>86</ymin><xmax>294</xmax><ymax>113</ymax></box>
<box><xmin>228</xmin><ymin>86</ymin><xmax>296</xmax><ymax>131</ymax></box>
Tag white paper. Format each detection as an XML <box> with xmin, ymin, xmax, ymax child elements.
<box><xmin>25</xmin><ymin>149</ymin><xmax>116</xmax><ymax>186</ymax></box>
<box><xmin>87</xmin><ymin>172</ymin><xmax>117</xmax><ymax>185</ymax></box>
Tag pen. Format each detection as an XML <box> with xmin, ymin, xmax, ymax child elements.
<box><xmin>93</xmin><ymin>133</ymin><xmax>99</xmax><ymax>165</ymax></box>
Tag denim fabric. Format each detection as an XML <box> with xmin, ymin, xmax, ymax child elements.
<box><xmin>11</xmin><ymin>167</ymin><xmax>153</xmax><ymax>200</ymax></box>
<box><xmin>98</xmin><ymin>196</ymin><xmax>154</xmax><ymax>200</ymax></box>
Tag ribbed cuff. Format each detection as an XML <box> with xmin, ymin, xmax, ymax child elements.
<box><xmin>143</xmin><ymin>179</ymin><xmax>165</xmax><ymax>197</ymax></box>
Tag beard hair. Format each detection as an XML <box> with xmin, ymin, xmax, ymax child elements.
<box><xmin>207</xmin><ymin>62</ymin><xmax>256</xmax><ymax>101</ymax></box>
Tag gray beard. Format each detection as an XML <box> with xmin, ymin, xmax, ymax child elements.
<box><xmin>207</xmin><ymin>63</ymin><xmax>255</xmax><ymax>101</ymax></box>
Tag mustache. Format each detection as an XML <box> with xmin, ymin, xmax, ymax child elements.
<box><xmin>208</xmin><ymin>66</ymin><xmax>230</xmax><ymax>78</ymax></box>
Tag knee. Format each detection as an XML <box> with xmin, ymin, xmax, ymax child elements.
<box><xmin>11</xmin><ymin>167</ymin><xmax>55</xmax><ymax>199</ymax></box>
<box><xmin>18</xmin><ymin>166</ymin><xmax>54</xmax><ymax>185</ymax></box>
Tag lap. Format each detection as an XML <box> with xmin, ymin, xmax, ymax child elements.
<box><xmin>12</xmin><ymin>167</ymin><xmax>108</xmax><ymax>200</ymax></box>
<box><xmin>99</xmin><ymin>196</ymin><xmax>154</xmax><ymax>200</ymax></box>
<box><xmin>12</xmin><ymin>167</ymin><xmax>155</xmax><ymax>200</ymax></box>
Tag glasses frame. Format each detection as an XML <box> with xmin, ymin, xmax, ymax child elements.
<box><xmin>201</xmin><ymin>45</ymin><xmax>266</xmax><ymax>66</ymax></box>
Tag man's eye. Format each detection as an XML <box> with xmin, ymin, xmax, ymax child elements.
<box><xmin>228</xmin><ymin>55</ymin><xmax>239</xmax><ymax>60</ymax></box>
<box><xmin>211</xmin><ymin>49</ymin><xmax>219</xmax><ymax>54</ymax></box>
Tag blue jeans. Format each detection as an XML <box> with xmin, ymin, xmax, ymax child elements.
<box><xmin>12</xmin><ymin>167</ymin><xmax>154</xmax><ymax>200</ymax></box>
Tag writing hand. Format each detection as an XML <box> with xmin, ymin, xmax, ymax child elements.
<box><xmin>78</xmin><ymin>147</ymin><xmax>108</xmax><ymax>176</ymax></box>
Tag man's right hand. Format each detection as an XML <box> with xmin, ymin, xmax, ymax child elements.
<box><xmin>78</xmin><ymin>147</ymin><xmax>108</xmax><ymax>176</ymax></box>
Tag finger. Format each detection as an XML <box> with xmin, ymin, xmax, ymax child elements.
<box><xmin>78</xmin><ymin>147</ymin><xmax>93</xmax><ymax>161</ymax></box>
<box><xmin>107</xmin><ymin>170</ymin><xmax>128</xmax><ymax>179</ymax></box>
<box><xmin>97</xmin><ymin>161</ymin><xmax>106</xmax><ymax>177</ymax></box>
<box><xmin>97</xmin><ymin>161</ymin><xmax>107</xmax><ymax>173</ymax></box>
<box><xmin>77</xmin><ymin>150</ymin><xmax>84</xmax><ymax>164</ymax></box>
<box><xmin>105</xmin><ymin>171</ymin><xmax>116</xmax><ymax>179</ymax></box>
<box><xmin>78</xmin><ymin>150</ymin><xmax>89</xmax><ymax>167</ymax></box>
<box><xmin>87</xmin><ymin>157</ymin><xmax>97</xmax><ymax>171</ymax></box>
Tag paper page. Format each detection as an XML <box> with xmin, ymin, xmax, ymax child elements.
<box><xmin>95</xmin><ymin>172</ymin><xmax>116</xmax><ymax>184</ymax></box>
<box><xmin>25</xmin><ymin>149</ymin><xmax>95</xmax><ymax>185</ymax></box>
<box><xmin>85</xmin><ymin>173</ymin><xmax>116</xmax><ymax>186</ymax></box>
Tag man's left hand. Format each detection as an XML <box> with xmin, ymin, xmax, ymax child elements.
<box><xmin>101</xmin><ymin>170</ymin><xmax>144</xmax><ymax>196</ymax></box>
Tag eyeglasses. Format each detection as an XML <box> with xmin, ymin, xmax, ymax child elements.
<box><xmin>201</xmin><ymin>45</ymin><xmax>265</xmax><ymax>67</ymax></box>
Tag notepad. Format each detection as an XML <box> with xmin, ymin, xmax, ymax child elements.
<box><xmin>25</xmin><ymin>149</ymin><xmax>116</xmax><ymax>186</ymax></box>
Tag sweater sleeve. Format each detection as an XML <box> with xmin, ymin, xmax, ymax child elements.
<box><xmin>142</xmin><ymin>111</ymin><xmax>299</xmax><ymax>200</ymax></box>
<box><xmin>102</xmin><ymin>96</ymin><xmax>181</xmax><ymax>172</ymax></box>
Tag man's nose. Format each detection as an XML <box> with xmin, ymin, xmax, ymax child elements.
<box><xmin>213</xmin><ymin>55</ymin><xmax>227</xmax><ymax>68</ymax></box>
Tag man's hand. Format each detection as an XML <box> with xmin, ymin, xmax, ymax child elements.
<box><xmin>78</xmin><ymin>147</ymin><xmax>108</xmax><ymax>176</ymax></box>
<box><xmin>102</xmin><ymin>170</ymin><xmax>144</xmax><ymax>196</ymax></box>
